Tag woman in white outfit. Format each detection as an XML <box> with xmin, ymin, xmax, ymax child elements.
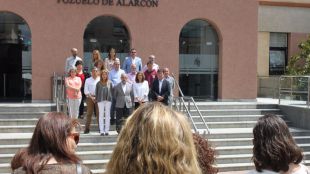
<box><xmin>95</xmin><ymin>70</ymin><xmax>113</xmax><ymax>136</ymax></box>
<box><xmin>248</xmin><ymin>114</ymin><xmax>310</xmax><ymax>174</ymax></box>
<box><xmin>65</xmin><ymin>68</ymin><xmax>82</xmax><ymax>118</ymax></box>
<box><xmin>133</xmin><ymin>72</ymin><xmax>149</xmax><ymax>109</ymax></box>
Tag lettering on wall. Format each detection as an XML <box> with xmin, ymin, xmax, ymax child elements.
<box><xmin>57</xmin><ymin>0</ymin><xmax>159</xmax><ymax>7</ymax></box>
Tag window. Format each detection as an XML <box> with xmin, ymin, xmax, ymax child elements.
<box><xmin>179</xmin><ymin>19</ymin><xmax>219</xmax><ymax>100</ymax></box>
<box><xmin>269</xmin><ymin>33</ymin><xmax>288</xmax><ymax>75</ymax></box>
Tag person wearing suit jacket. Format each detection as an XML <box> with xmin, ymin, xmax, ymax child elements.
<box><xmin>122</xmin><ymin>48</ymin><xmax>142</xmax><ymax>73</ymax></box>
<box><xmin>113</xmin><ymin>73</ymin><xmax>134</xmax><ymax>133</ymax></box>
<box><xmin>151</xmin><ymin>69</ymin><xmax>171</xmax><ymax>106</ymax></box>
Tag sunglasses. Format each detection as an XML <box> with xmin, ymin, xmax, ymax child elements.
<box><xmin>68</xmin><ymin>132</ymin><xmax>80</xmax><ymax>145</ymax></box>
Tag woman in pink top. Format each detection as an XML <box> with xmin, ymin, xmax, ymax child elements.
<box><xmin>65</xmin><ymin>67</ymin><xmax>82</xmax><ymax>118</ymax></box>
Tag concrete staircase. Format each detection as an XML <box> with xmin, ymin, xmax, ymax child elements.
<box><xmin>0</xmin><ymin>102</ymin><xmax>309</xmax><ymax>173</ymax></box>
<box><xmin>190</xmin><ymin>103</ymin><xmax>310</xmax><ymax>172</ymax></box>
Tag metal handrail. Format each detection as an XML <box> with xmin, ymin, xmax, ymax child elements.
<box><xmin>179</xmin><ymin>97</ymin><xmax>199</xmax><ymax>132</ymax></box>
<box><xmin>278</xmin><ymin>75</ymin><xmax>310</xmax><ymax>107</ymax></box>
<box><xmin>171</xmin><ymin>73</ymin><xmax>210</xmax><ymax>134</ymax></box>
<box><xmin>52</xmin><ymin>72</ymin><xmax>67</xmax><ymax>112</ymax></box>
<box><xmin>188</xmin><ymin>96</ymin><xmax>210</xmax><ymax>134</ymax></box>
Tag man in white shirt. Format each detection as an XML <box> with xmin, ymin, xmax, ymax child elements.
<box><xmin>122</xmin><ymin>48</ymin><xmax>142</xmax><ymax>73</ymax></box>
<box><xmin>142</xmin><ymin>55</ymin><xmax>159</xmax><ymax>72</ymax></box>
<box><xmin>65</xmin><ymin>48</ymin><xmax>82</xmax><ymax>73</ymax></box>
<box><xmin>108</xmin><ymin>60</ymin><xmax>125</xmax><ymax>125</ymax></box>
<box><xmin>83</xmin><ymin>67</ymin><xmax>100</xmax><ymax>134</ymax></box>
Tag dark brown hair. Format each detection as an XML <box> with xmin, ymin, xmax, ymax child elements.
<box><xmin>12</xmin><ymin>112</ymin><xmax>81</xmax><ymax>173</ymax></box>
<box><xmin>11</xmin><ymin>148</ymin><xmax>27</xmax><ymax>171</ymax></box>
<box><xmin>108</xmin><ymin>48</ymin><xmax>117</xmax><ymax>60</ymax></box>
<box><xmin>135</xmin><ymin>72</ymin><xmax>145</xmax><ymax>83</ymax></box>
<box><xmin>252</xmin><ymin>114</ymin><xmax>303</xmax><ymax>172</ymax></box>
<box><xmin>193</xmin><ymin>133</ymin><xmax>218</xmax><ymax>174</ymax></box>
<box><xmin>94</xmin><ymin>59</ymin><xmax>105</xmax><ymax>71</ymax></box>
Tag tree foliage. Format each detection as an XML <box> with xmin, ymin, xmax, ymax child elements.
<box><xmin>286</xmin><ymin>36</ymin><xmax>310</xmax><ymax>75</ymax></box>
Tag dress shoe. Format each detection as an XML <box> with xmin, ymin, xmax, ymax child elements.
<box><xmin>84</xmin><ymin>129</ymin><xmax>89</xmax><ymax>134</ymax></box>
<box><xmin>105</xmin><ymin>132</ymin><xmax>109</xmax><ymax>136</ymax></box>
<box><xmin>100</xmin><ymin>133</ymin><xmax>105</xmax><ymax>136</ymax></box>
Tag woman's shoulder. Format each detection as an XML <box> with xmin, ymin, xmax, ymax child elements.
<box><xmin>12</xmin><ymin>164</ymin><xmax>92</xmax><ymax>174</ymax></box>
<box><xmin>45</xmin><ymin>164</ymin><xmax>92</xmax><ymax>174</ymax></box>
<box><xmin>292</xmin><ymin>163</ymin><xmax>310</xmax><ymax>174</ymax></box>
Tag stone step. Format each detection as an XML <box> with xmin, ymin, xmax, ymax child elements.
<box><xmin>0</xmin><ymin>150</ymin><xmax>113</xmax><ymax>163</ymax></box>
<box><xmin>0</xmin><ymin>117</ymin><xmax>101</xmax><ymax>126</ymax></box>
<box><xmin>193</xmin><ymin>120</ymin><xmax>291</xmax><ymax>129</ymax></box>
<box><xmin>0</xmin><ymin>119</ymin><xmax>38</xmax><ymax>126</ymax></box>
<box><xmin>0</xmin><ymin>112</ymin><xmax>48</xmax><ymax>119</ymax></box>
<box><xmin>216</xmin><ymin>152</ymin><xmax>310</xmax><ymax>164</ymax></box>
<box><xmin>204</xmin><ymin>128</ymin><xmax>310</xmax><ymax>139</ymax></box>
<box><xmin>0</xmin><ymin>104</ymin><xmax>55</xmax><ymax>112</ymax></box>
<box><xmin>216</xmin><ymin>144</ymin><xmax>310</xmax><ymax>156</ymax></box>
<box><xmin>209</xmin><ymin>136</ymin><xmax>310</xmax><ymax>147</ymax></box>
<box><xmin>0</xmin><ymin>133</ymin><xmax>118</xmax><ymax>145</ymax></box>
<box><xmin>0</xmin><ymin>163</ymin><xmax>10</xmax><ymax>173</ymax></box>
<box><xmin>192</xmin><ymin>114</ymin><xmax>284</xmax><ymax>122</ymax></box>
<box><xmin>193</xmin><ymin>121</ymin><xmax>259</xmax><ymax>129</ymax></box>
<box><xmin>191</xmin><ymin>104</ymin><xmax>279</xmax><ymax>110</ymax></box>
<box><xmin>216</xmin><ymin>160</ymin><xmax>310</xmax><ymax>172</ymax></box>
<box><xmin>0</xmin><ymin>124</ymin><xmax>117</xmax><ymax>133</ymax></box>
<box><xmin>188</xmin><ymin>109</ymin><xmax>281</xmax><ymax>116</ymax></box>
<box><xmin>0</xmin><ymin>141</ymin><xmax>117</xmax><ymax>155</ymax></box>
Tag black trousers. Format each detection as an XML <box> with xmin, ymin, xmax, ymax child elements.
<box><xmin>115</xmin><ymin>105</ymin><xmax>131</xmax><ymax>133</ymax></box>
<box><xmin>79</xmin><ymin>88</ymin><xmax>86</xmax><ymax>116</ymax></box>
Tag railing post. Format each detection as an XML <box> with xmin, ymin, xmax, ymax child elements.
<box><xmin>279</xmin><ymin>76</ymin><xmax>281</xmax><ymax>105</ymax></box>
<box><xmin>308</xmin><ymin>77</ymin><xmax>310</xmax><ymax>108</ymax></box>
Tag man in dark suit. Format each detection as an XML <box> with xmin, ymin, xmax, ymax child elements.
<box><xmin>151</xmin><ymin>69</ymin><xmax>171</xmax><ymax>106</ymax></box>
<box><xmin>113</xmin><ymin>73</ymin><xmax>134</xmax><ymax>133</ymax></box>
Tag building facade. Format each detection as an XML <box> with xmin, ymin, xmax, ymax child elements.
<box><xmin>0</xmin><ymin>0</ymin><xmax>308</xmax><ymax>102</ymax></box>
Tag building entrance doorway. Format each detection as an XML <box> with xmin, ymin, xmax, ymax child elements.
<box><xmin>179</xmin><ymin>19</ymin><xmax>219</xmax><ymax>100</ymax></box>
<box><xmin>0</xmin><ymin>12</ymin><xmax>32</xmax><ymax>102</ymax></box>
<box><xmin>83</xmin><ymin>16</ymin><xmax>130</xmax><ymax>72</ymax></box>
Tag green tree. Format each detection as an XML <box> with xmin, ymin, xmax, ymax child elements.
<box><xmin>286</xmin><ymin>36</ymin><xmax>310</xmax><ymax>75</ymax></box>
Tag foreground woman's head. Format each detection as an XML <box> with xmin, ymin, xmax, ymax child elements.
<box><xmin>106</xmin><ymin>102</ymin><xmax>202</xmax><ymax>174</ymax></box>
<box><xmin>11</xmin><ymin>112</ymin><xmax>81</xmax><ymax>173</ymax></box>
<box><xmin>252</xmin><ymin>114</ymin><xmax>303</xmax><ymax>172</ymax></box>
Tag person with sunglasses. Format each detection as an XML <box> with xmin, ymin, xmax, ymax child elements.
<box><xmin>122</xmin><ymin>48</ymin><xmax>142</xmax><ymax>73</ymax></box>
<box><xmin>11</xmin><ymin>112</ymin><xmax>92</xmax><ymax>174</ymax></box>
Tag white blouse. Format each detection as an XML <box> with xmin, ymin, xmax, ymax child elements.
<box><xmin>133</xmin><ymin>81</ymin><xmax>149</xmax><ymax>102</ymax></box>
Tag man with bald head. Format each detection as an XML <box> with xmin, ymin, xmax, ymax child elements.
<box><xmin>113</xmin><ymin>73</ymin><xmax>134</xmax><ymax>133</ymax></box>
<box><xmin>65</xmin><ymin>48</ymin><xmax>82</xmax><ymax>73</ymax></box>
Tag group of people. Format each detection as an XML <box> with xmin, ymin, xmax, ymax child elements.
<box><xmin>10</xmin><ymin>102</ymin><xmax>309</xmax><ymax>174</ymax></box>
<box><xmin>64</xmin><ymin>47</ymin><xmax>175</xmax><ymax>135</ymax></box>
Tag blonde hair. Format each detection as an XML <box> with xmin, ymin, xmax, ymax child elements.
<box><xmin>100</xmin><ymin>69</ymin><xmax>109</xmax><ymax>84</ymax></box>
<box><xmin>92</xmin><ymin>49</ymin><xmax>101</xmax><ymax>62</ymax></box>
<box><xmin>105</xmin><ymin>102</ymin><xmax>202</xmax><ymax>174</ymax></box>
